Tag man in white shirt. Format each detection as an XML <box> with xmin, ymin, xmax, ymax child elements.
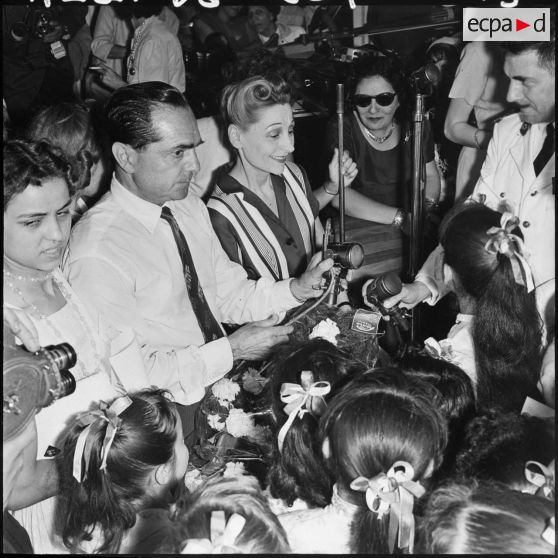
<box><xmin>385</xmin><ymin>40</ymin><xmax>555</xmax><ymax>337</ymax></box>
<box><xmin>64</xmin><ymin>81</ymin><xmax>332</xmax><ymax>444</ymax></box>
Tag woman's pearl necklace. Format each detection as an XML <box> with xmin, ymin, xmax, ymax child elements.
<box><xmin>4</xmin><ymin>271</ymin><xmax>104</xmax><ymax>380</ymax></box>
<box><xmin>363</xmin><ymin>122</ymin><xmax>395</xmax><ymax>143</ymax></box>
<box><xmin>3</xmin><ymin>268</ymin><xmax>52</xmax><ymax>283</ymax></box>
<box><xmin>127</xmin><ymin>18</ymin><xmax>149</xmax><ymax>80</ymax></box>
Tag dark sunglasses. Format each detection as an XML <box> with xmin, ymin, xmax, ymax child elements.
<box><xmin>352</xmin><ymin>92</ymin><xmax>396</xmax><ymax>108</ymax></box>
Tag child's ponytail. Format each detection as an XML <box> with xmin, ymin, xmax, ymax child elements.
<box><xmin>59</xmin><ymin>389</ymin><xmax>180</xmax><ymax>553</ymax></box>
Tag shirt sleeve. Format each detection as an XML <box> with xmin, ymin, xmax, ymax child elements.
<box><xmin>65</xmin><ymin>255</ymin><xmax>233</xmax><ymax>404</ymax></box>
<box><xmin>197</xmin><ymin>200</ymin><xmax>300</xmax><ymax>322</ymax></box>
<box><xmin>449</xmin><ymin>42</ymin><xmax>490</xmax><ymax>106</ymax></box>
<box><xmin>414</xmin><ymin>243</ymin><xmax>452</xmax><ymax>305</ymax></box>
<box><xmin>136</xmin><ymin>35</ymin><xmax>185</xmax><ymax>92</ymax></box>
<box><xmin>91</xmin><ymin>7</ymin><xmax>118</xmax><ymax>61</ymax></box>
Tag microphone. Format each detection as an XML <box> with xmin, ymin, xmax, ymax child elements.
<box><xmin>362</xmin><ymin>272</ymin><xmax>410</xmax><ymax>332</ymax></box>
<box><xmin>410</xmin><ymin>62</ymin><xmax>441</xmax><ymax>89</ymax></box>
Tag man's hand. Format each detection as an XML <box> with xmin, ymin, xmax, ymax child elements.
<box><xmin>42</xmin><ymin>22</ymin><xmax>64</xmax><ymax>44</ymax></box>
<box><xmin>327</xmin><ymin>148</ymin><xmax>358</xmax><ymax>192</ymax></box>
<box><xmin>90</xmin><ymin>61</ymin><xmax>127</xmax><ymax>90</ymax></box>
<box><xmin>228</xmin><ymin>315</ymin><xmax>293</xmax><ymax>361</ymax></box>
<box><xmin>3</xmin><ymin>307</ymin><xmax>40</xmax><ymax>353</ymax></box>
<box><xmin>290</xmin><ymin>253</ymin><xmax>334</xmax><ymax>302</ymax></box>
<box><xmin>383</xmin><ymin>281</ymin><xmax>431</xmax><ymax>310</ymax></box>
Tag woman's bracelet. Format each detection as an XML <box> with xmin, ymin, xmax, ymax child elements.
<box><xmin>474</xmin><ymin>128</ymin><xmax>483</xmax><ymax>149</ymax></box>
<box><xmin>323</xmin><ymin>181</ymin><xmax>338</xmax><ymax>196</ymax></box>
<box><xmin>391</xmin><ymin>208</ymin><xmax>407</xmax><ymax>229</ymax></box>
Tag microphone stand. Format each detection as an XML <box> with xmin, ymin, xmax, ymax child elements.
<box><xmin>409</xmin><ymin>87</ymin><xmax>427</xmax><ymax>345</ymax></box>
<box><xmin>327</xmin><ymin>84</ymin><xmax>346</xmax><ymax>306</ymax></box>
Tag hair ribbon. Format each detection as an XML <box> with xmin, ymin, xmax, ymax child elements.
<box><xmin>524</xmin><ymin>460</ymin><xmax>554</xmax><ymax>499</ymax></box>
<box><xmin>350</xmin><ymin>461</ymin><xmax>425</xmax><ymax>553</ymax></box>
<box><xmin>72</xmin><ymin>395</ymin><xmax>133</xmax><ymax>482</ymax></box>
<box><xmin>277</xmin><ymin>370</ymin><xmax>331</xmax><ymax>453</ymax></box>
<box><xmin>181</xmin><ymin>512</ymin><xmax>246</xmax><ymax>554</ymax></box>
<box><xmin>484</xmin><ymin>213</ymin><xmax>535</xmax><ymax>293</ymax></box>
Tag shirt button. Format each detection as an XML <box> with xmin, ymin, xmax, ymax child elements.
<box><xmin>500</xmin><ymin>192</ymin><xmax>505</xmax><ymax>198</ymax></box>
<box><xmin>523</xmin><ymin>221</ymin><xmax>530</xmax><ymax>228</ymax></box>
<box><xmin>285</xmin><ymin>237</ymin><xmax>295</xmax><ymax>246</ymax></box>
<box><xmin>530</xmin><ymin>190</ymin><xmax>538</xmax><ymax>196</ymax></box>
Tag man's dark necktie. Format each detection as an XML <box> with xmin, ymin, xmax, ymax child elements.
<box><xmin>533</xmin><ymin>123</ymin><xmax>555</xmax><ymax>177</ymax></box>
<box><xmin>160</xmin><ymin>207</ymin><xmax>224</xmax><ymax>343</ymax></box>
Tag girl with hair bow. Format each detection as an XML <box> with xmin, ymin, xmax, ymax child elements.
<box><xmin>266</xmin><ymin>339</ymin><xmax>364</xmax><ymax>515</ymax></box>
<box><xmin>279</xmin><ymin>368</ymin><xmax>447</xmax><ymax>554</ymax></box>
<box><xmin>172</xmin><ymin>476</ymin><xmax>290</xmax><ymax>554</ymax></box>
<box><xmin>424</xmin><ymin>202</ymin><xmax>544</xmax><ymax>414</ymax></box>
<box><xmin>57</xmin><ymin>389</ymin><xmax>189</xmax><ymax>554</ymax></box>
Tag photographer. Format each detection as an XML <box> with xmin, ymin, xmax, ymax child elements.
<box><xmin>2</xmin><ymin>5</ymin><xmax>87</xmax><ymax>128</ymax></box>
<box><xmin>3</xmin><ymin>313</ymin><xmax>40</xmax><ymax>554</ymax></box>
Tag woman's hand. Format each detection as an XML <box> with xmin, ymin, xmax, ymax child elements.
<box><xmin>327</xmin><ymin>148</ymin><xmax>358</xmax><ymax>193</ymax></box>
<box><xmin>90</xmin><ymin>61</ymin><xmax>127</xmax><ymax>91</ymax></box>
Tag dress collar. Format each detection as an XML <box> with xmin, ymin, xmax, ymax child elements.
<box><xmin>330</xmin><ymin>484</ymin><xmax>361</xmax><ymax>515</ymax></box>
<box><xmin>110</xmin><ymin>174</ymin><xmax>164</xmax><ymax>235</ymax></box>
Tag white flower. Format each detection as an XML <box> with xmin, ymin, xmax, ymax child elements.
<box><xmin>225</xmin><ymin>408</ymin><xmax>256</xmax><ymax>438</ymax></box>
<box><xmin>309</xmin><ymin>318</ymin><xmax>340</xmax><ymax>346</ymax></box>
<box><xmin>184</xmin><ymin>467</ymin><xmax>203</xmax><ymax>492</ymax></box>
<box><xmin>223</xmin><ymin>461</ymin><xmax>246</xmax><ymax>478</ymax></box>
<box><xmin>207</xmin><ymin>414</ymin><xmax>226</xmax><ymax>431</ymax></box>
<box><xmin>211</xmin><ymin>378</ymin><xmax>241</xmax><ymax>403</ymax></box>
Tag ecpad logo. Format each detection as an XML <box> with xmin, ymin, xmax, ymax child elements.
<box><xmin>464</xmin><ymin>8</ymin><xmax>550</xmax><ymax>41</ymax></box>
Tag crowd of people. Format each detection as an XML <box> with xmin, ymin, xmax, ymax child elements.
<box><xmin>2</xmin><ymin>3</ymin><xmax>555</xmax><ymax>555</ymax></box>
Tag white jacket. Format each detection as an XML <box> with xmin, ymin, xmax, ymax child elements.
<box><xmin>417</xmin><ymin>114</ymin><xmax>555</xmax><ymax>329</ymax></box>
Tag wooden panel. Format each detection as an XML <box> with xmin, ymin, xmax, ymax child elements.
<box><xmin>336</xmin><ymin>215</ymin><xmax>407</xmax><ymax>281</ymax></box>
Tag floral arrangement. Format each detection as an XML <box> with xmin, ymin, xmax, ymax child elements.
<box><xmin>192</xmin><ymin>365</ymin><xmax>275</xmax><ymax>487</ymax></box>
<box><xmin>285</xmin><ymin>302</ymin><xmax>380</xmax><ymax>369</ymax></box>
<box><xmin>309</xmin><ymin>318</ymin><xmax>341</xmax><ymax>346</ymax></box>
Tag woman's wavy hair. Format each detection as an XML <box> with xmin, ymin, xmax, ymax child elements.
<box><xmin>440</xmin><ymin>202</ymin><xmax>543</xmax><ymax>413</ymax></box>
<box><xmin>348</xmin><ymin>54</ymin><xmax>410</xmax><ymax>123</ymax></box>
<box><xmin>220</xmin><ymin>74</ymin><xmax>292</xmax><ymax>130</ymax></box>
<box><xmin>320</xmin><ymin>368</ymin><xmax>448</xmax><ymax>554</ymax></box>
<box><xmin>3</xmin><ymin>139</ymin><xmax>82</xmax><ymax>209</ymax></box>
<box><xmin>266</xmin><ymin>339</ymin><xmax>363</xmax><ymax>508</ymax></box>
<box><xmin>170</xmin><ymin>476</ymin><xmax>290</xmax><ymax>553</ymax></box>
<box><xmin>26</xmin><ymin>102</ymin><xmax>104</xmax><ymax>192</ymax></box>
<box><xmin>454</xmin><ymin>409</ymin><xmax>555</xmax><ymax>496</ymax></box>
<box><xmin>418</xmin><ymin>479</ymin><xmax>556</xmax><ymax>554</ymax></box>
<box><xmin>59</xmin><ymin>389</ymin><xmax>179</xmax><ymax>554</ymax></box>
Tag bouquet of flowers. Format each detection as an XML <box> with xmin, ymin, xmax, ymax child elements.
<box><xmin>192</xmin><ymin>369</ymin><xmax>275</xmax><ymax>485</ymax></box>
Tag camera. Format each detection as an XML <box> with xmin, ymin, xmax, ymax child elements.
<box><xmin>10</xmin><ymin>8</ymin><xmax>58</xmax><ymax>42</ymax></box>
<box><xmin>363</xmin><ymin>272</ymin><xmax>410</xmax><ymax>331</ymax></box>
<box><xmin>3</xmin><ymin>324</ymin><xmax>76</xmax><ymax>441</ymax></box>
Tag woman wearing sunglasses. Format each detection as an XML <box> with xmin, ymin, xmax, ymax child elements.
<box><xmin>325</xmin><ymin>55</ymin><xmax>441</xmax><ymax>242</ymax></box>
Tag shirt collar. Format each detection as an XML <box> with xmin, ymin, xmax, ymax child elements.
<box><xmin>110</xmin><ymin>174</ymin><xmax>164</xmax><ymax>234</ymax></box>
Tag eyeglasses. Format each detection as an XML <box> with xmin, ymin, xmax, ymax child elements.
<box><xmin>352</xmin><ymin>92</ymin><xmax>396</xmax><ymax>108</ymax></box>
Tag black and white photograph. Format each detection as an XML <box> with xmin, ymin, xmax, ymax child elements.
<box><xmin>2</xmin><ymin>0</ymin><xmax>555</xmax><ymax>554</ymax></box>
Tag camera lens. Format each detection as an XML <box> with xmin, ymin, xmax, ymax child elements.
<box><xmin>59</xmin><ymin>370</ymin><xmax>77</xmax><ymax>397</ymax></box>
<box><xmin>44</xmin><ymin>343</ymin><xmax>77</xmax><ymax>372</ymax></box>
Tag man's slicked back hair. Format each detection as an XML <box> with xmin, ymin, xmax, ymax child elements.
<box><xmin>105</xmin><ymin>81</ymin><xmax>190</xmax><ymax>150</ymax></box>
